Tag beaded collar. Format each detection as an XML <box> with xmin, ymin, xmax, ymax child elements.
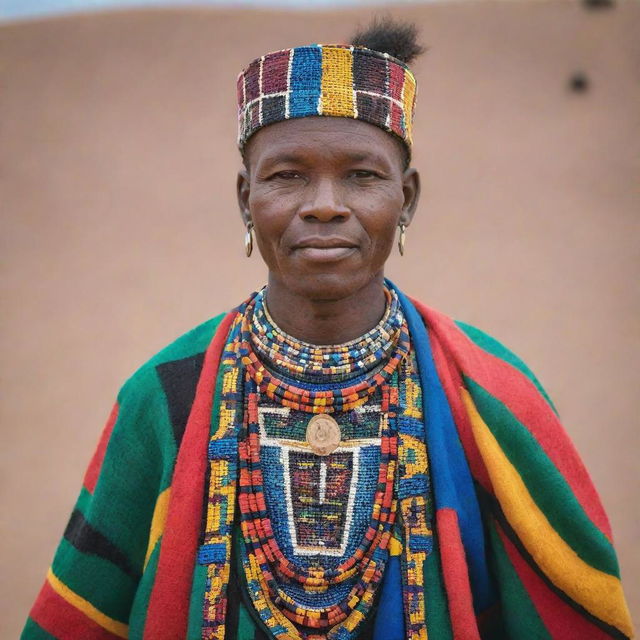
<box><xmin>250</xmin><ymin>286</ymin><xmax>404</xmax><ymax>383</ymax></box>
<box><xmin>240</xmin><ymin>286</ymin><xmax>410</xmax><ymax>412</ymax></box>
<box><xmin>200</xmin><ymin>290</ymin><xmax>432</xmax><ymax>639</ymax></box>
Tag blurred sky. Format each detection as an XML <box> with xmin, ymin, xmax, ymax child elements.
<box><xmin>1</xmin><ymin>0</ymin><xmax>435</xmax><ymax>22</ymax></box>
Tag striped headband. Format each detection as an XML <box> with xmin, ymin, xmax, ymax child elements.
<box><xmin>237</xmin><ymin>44</ymin><xmax>417</xmax><ymax>151</ymax></box>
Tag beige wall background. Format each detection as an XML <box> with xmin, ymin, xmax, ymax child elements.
<box><xmin>2</xmin><ymin>2</ymin><xmax>638</xmax><ymax>636</ymax></box>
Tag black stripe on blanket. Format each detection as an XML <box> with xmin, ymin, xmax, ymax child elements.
<box><xmin>156</xmin><ymin>352</ymin><xmax>206</xmax><ymax>449</ymax></box>
<box><xmin>64</xmin><ymin>509</ymin><xmax>140</xmax><ymax>580</ymax></box>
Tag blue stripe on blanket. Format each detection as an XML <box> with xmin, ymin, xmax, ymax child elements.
<box><xmin>373</xmin><ymin>554</ymin><xmax>405</xmax><ymax>639</ymax></box>
<box><xmin>391</xmin><ymin>281</ymin><xmax>494</xmax><ymax>613</ymax></box>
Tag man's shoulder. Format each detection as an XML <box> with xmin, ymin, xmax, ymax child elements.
<box><xmin>410</xmin><ymin>297</ymin><xmax>538</xmax><ymax>382</ymax></box>
<box><xmin>451</xmin><ymin>319</ymin><xmax>556</xmax><ymax>412</ymax></box>
<box><xmin>412</xmin><ymin>295</ymin><xmax>556</xmax><ymax>411</ymax></box>
<box><xmin>117</xmin><ymin>312</ymin><xmax>229</xmax><ymax>403</ymax></box>
<box><xmin>146</xmin><ymin>312</ymin><xmax>229</xmax><ymax>368</ymax></box>
<box><xmin>453</xmin><ymin>320</ymin><xmax>535</xmax><ymax>378</ymax></box>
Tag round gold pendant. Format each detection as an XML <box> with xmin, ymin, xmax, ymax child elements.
<box><xmin>306</xmin><ymin>414</ymin><xmax>341</xmax><ymax>456</ymax></box>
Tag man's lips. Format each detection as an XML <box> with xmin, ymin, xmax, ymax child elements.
<box><xmin>291</xmin><ymin>238</ymin><xmax>359</xmax><ymax>262</ymax></box>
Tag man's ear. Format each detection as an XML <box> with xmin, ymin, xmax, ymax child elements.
<box><xmin>399</xmin><ymin>167</ymin><xmax>421</xmax><ymax>227</ymax></box>
<box><xmin>237</xmin><ymin>168</ymin><xmax>251</xmax><ymax>226</ymax></box>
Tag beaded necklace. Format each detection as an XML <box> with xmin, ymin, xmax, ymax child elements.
<box><xmin>237</xmin><ymin>377</ymin><xmax>399</xmax><ymax>634</ymax></box>
<box><xmin>236</xmin><ymin>287</ymin><xmax>406</xmax><ymax>637</ymax></box>
<box><xmin>200</xmin><ymin>288</ymin><xmax>432</xmax><ymax>640</ymax></box>
<box><xmin>250</xmin><ymin>287</ymin><xmax>403</xmax><ymax>384</ymax></box>
<box><xmin>240</xmin><ymin>288</ymin><xmax>410</xmax><ymax>414</ymax></box>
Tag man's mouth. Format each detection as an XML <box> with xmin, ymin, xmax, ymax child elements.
<box><xmin>292</xmin><ymin>238</ymin><xmax>359</xmax><ymax>262</ymax></box>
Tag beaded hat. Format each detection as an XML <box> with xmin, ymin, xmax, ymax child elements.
<box><xmin>236</xmin><ymin>44</ymin><xmax>417</xmax><ymax>151</ymax></box>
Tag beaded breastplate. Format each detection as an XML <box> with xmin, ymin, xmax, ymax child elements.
<box><xmin>200</xmin><ymin>288</ymin><xmax>432</xmax><ymax>640</ymax></box>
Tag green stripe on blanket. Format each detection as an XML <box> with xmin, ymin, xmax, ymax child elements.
<box><xmin>464</xmin><ymin>378</ymin><xmax>619</xmax><ymax>576</ymax></box>
<box><xmin>486</xmin><ymin>518</ymin><xmax>552</xmax><ymax>639</ymax></box>
<box><xmin>129</xmin><ymin>539</ymin><xmax>160</xmax><ymax>638</ymax></box>
<box><xmin>455</xmin><ymin>321</ymin><xmax>557</xmax><ymax>414</ymax></box>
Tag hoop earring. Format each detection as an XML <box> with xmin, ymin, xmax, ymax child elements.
<box><xmin>244</xmin><ymin>221</ymin><xmax>254</xmax><ymax>257</ymax></box>
<box><xmin>398</xmin><ymin>224</ymin><xmax>406</xmax><ymax>256</ymax></box>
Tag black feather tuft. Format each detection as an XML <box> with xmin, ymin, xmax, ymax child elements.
<box><xmin>350</xmin><ymin>16</ymin><xmax>426</xmax><ymax>65</ymax></box>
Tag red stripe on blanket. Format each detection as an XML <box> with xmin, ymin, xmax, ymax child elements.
<box><xmin>413</xmin><ymin>300</ymin><xmax>612</xmax><ymax>540</ymax></box>
<box><xmin>428</xmin><ymin>329</ymin><xmax>492</xmax><ymax>491</ymax></box>
<box><xmin>496</xmin><ymin>523</ymin><xmax>615</xmax><ymax>639</ymax></box>
<box><xmin>437</xmin><ymin>508</ymin><xmax>481</xmax><ymax>640</ymax></box>
<box><xmin>30</xmin><ymin>580</ymin><xmax>122</xmax><ymax>639</ymax></box>
<box><xmin>83</xmin><ymin>402</ymin><xmax>119</xmax><ymax>494</ymax></box>
<box><xmin>144</xmin><ymin>311</ymin><xmax>237</xmax><ymax>639</ymax></box>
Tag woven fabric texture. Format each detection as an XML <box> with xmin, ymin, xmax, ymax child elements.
<box><xmin>237</xmin><ymin>45</ymin><xmax>417</xmax><ymax>150</ymax></box>
<box><xmin>21</xmin><ymin>287</ymin><xmax>634</xmax><ymax>640</ymax></box>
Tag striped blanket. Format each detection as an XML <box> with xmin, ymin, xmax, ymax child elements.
<box><xmin>22</xmin><ymin>288</ymin><xmax>633</xmax><ymax>639</ymax></box>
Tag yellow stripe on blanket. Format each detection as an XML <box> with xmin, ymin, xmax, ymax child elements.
<box><xmin>47</xmin><ymin>568</ymin><xmax>129</xmax><ymax>638</ymax></box>
<box><xmin>145</xmin><ymin>487</ymin><xmax>171</xmax><ymax>569</ymax></box>
<box><xmin>461</xmin><ymin>389</ymin><xmax>633</xmax><ymax>636</ymax></box>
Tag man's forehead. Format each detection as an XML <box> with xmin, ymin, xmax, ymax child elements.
<box><xmin>246</xmin><ymin>117</ymin><xmax>403</xmax><ymax>166</ymax></box>
<box><xmin>258</xmin><ymin>148</ymin><xmax>391</xmax><ymax>166</ymax></box>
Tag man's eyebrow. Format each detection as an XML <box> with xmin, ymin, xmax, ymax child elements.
<box><xmin>260</xmin><ymin>150</ymin><xmax>390</xmax><ymax>166</ymax></box>
<box><xmin>344</xmin><ymin>151</ymin><xmax>389</xmax><ymax>165</ymax></box>
<box><xmin>260</xmin><ymin>153</ymin><xmax>307</xmax><ymax>166</ymax></box>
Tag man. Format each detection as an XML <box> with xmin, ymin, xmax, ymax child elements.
<box><xmin>22</xmin><ymin>20</ymin><xmax>633</xmax><ymax>640</ymax></box>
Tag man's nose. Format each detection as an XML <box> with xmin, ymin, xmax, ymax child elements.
<box><xmin>297</xmin><ymin>177</ymin><xmax>350</xmax><ymax>222</ymax></box>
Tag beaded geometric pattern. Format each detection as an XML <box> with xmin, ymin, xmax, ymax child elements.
<box><xmin>237</xmin><ymin>376</ymin><xmax>398</xmax><ymax>637</ymax></box>
<box><xmin>199</xmin><ymin>289</ymin><xmax>432</xmax><ymax>640</ymax></box>
<box><xmin>237</xmin><ymin>44</ymin><xmax>417</xmax><ymax>150</ymax></box>
<box><xmin>199</xmin><ymin>319</ymin><xmax>244</xmax><ymax>640</ymax></box>
<box><xmin>259</xmin><ymin>399</ymin><xmax>383</xmax><ymax>558</ymax></box>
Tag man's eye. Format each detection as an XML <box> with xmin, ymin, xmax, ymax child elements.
<box><xmin>271</xmin><ymin>170</ymin><xmax>302</xmax><ymax>180</ymax></box>
<box><xmin>350</xmin><ymin>170</ymin><xmax>379</xmax><ymax>179</ymax></box>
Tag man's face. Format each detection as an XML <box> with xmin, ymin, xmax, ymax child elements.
<box><xmin>238</xmin><ymin>117</ymin><xmax>419</xmax><ymax>302</ymax></box>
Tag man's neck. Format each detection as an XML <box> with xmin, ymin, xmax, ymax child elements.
<box><xmin>263</xmin><ymin>276</ymin><xmax>387</xmax><ymax>345</ymax></box>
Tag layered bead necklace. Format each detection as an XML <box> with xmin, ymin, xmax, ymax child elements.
<box><xmin>242</xmin><ymin>287</ymin><xmax>409</xmax><ymax>413</ymax></box>
<box><xmin>232</xmin><ymin>286</ymin><xmax>410</xmax><ymax>638</ymax></box>
<box><xmin>199</xmin><ymin>286</ymin><xmax>433</xmax><ymax>640</ymax></box>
